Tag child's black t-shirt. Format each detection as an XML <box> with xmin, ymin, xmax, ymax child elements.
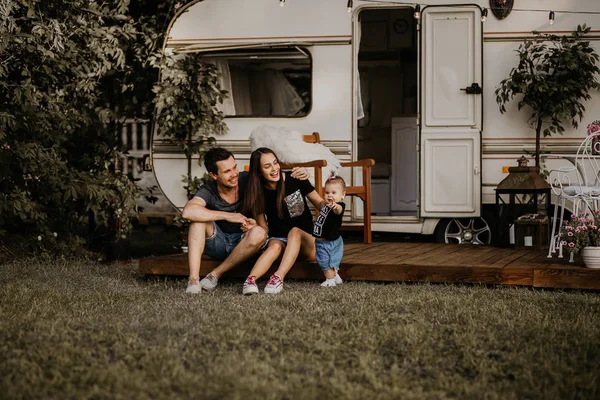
<box><xmin>264</xmin><ymin>172</ymin><xmax>315</xmax><ymax>238</ymax></box>
<box><xmin>313</xmin><ymin>202</ymin><xmax>346</xmax><ymax>241</ymax></box>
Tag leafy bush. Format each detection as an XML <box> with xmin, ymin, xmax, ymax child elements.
<box><xmin>0</xmin><ymin>0</ymin><xmax>140</xmax><ymax>256</ymax></box>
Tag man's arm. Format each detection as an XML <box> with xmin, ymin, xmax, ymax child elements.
<box><xmin>181</xmin><ymin>196</ymin><xmax>248</xmax><ymax>225</ymax></box>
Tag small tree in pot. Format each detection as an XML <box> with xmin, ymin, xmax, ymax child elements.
<box><xmin>495</xmin><ymin>24</ymin><xmax>600</xmax><ymax>168</ymax></box>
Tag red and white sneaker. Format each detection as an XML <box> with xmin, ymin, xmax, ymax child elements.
<box><xmin>242</xmin><ymin>276</ymin><xmax>259</xmax><ymax>295</ymax></box>
<box><xmin>264</xmin><ymin>274</ymin><xmax>283</xmax><ymax>294</ymax></box>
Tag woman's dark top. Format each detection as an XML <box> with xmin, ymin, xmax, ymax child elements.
<box><xmin>264</xmin><ymin>172</ymin><xmax>315</xmax><ymax>237</ymax></box>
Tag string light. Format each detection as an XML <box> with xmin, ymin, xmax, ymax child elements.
<box><xmin>347</xmin><ymin>0</ymin><xmax>353</xmax><ymax>13</ymax></box>
<box><xmin>413</xmin><ymin>4</ymin><xmax>421</xmax><ymax>20</ymax></box>
<box><xmin>549</xmin><ymin>11</ymin><xmax>555</xmax><ymax>25</ymax></box>
<box><xmin>358</xmin><ymin>1</ymin><xmax>600</xmax><ymax>17</ymax></box>
<box><xmin>481</xmin><ymin>8</ymin><xmax>488</xmax><ymax>22</ymax></box>
<box><xmin>279</xmin><ymin>0</ymin><xmax>285</xmax><ymax>7</ymax></box>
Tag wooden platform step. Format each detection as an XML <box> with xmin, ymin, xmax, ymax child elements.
<box><xmin>138</xmin><ymin>243</ymin><xmax>600</xmax><ymax>290</ymax></box>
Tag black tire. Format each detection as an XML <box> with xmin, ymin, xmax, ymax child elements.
<box><xmin>433</xmin><ymin>206</ymin><xmax>495</xmax><ymax>245</ymax></box>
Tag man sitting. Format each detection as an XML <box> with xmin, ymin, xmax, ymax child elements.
<box><xmin>182</xmin><ymin>148</ymin><xmax>266</xmax><ymax>293</ymax></box>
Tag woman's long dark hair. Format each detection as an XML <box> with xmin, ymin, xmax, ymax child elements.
<box><xmin>243</xmin><ymin>147</ymin><xmax>286</xmax><ymax>220</ymax></box>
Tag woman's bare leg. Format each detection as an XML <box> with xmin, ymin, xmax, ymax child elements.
<box><xmin>247</xmin><ymin>239</ymin><xmax>285</xmax><ymax>280</ymax></box>
<box><xmin>274</xmin><ymin>228</ymin><xmax>316</xmax><ymax>280</ymax></box>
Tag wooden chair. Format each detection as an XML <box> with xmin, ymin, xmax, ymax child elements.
<box><xmin>293</xmin><ymin>132</ymin><xmax>375</xmax><ymax>244</ymax></box>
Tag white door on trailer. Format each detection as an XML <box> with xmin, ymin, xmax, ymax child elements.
<box><xmin>420</xmin><ymin>6</ymin><xmax>482</xmax><ymax>218</ymax></box>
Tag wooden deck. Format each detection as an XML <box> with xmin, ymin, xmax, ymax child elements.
<box><xmin>138</xmin><ymin>242</ymin><xmax>600</xmax><ymax>290</ymax></box>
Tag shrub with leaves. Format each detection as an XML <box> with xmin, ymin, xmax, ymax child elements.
<box><xmin>495</xmin><ymin>25</ymin><xmax>600</xmax><ymax>167</ymax></box>
<box><xmin>0</xmin><ymin>0</ymin><xmax>140</xmax><ymax>256</ymax></box>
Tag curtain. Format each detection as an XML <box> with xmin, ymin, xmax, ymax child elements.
<box><xmin>204</xmin><ymin>59</ymin><xmax>236</xmax><ymax>115</ymax></box>
<box><xmin>266</xmin><ymin>69</ymin><xmax>305</xmax><ymax>116</ymax></box>
<box><xmin>356</xmin><ymin>19</ymin><xmax>365</xmax><ymax>120</ymax></box>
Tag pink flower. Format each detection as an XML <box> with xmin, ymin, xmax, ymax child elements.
<box><xmin>561</xmin><ymin>241</ymin><xmax>567</xmax><ymax>245</ymax></box>
<box><xmin>569</xmin><ymin>242</ymin><xmax>575</xmax><ymax>247</ymax></box>
<box><xmin>568</xmin><ymin>232</ymin><xmax>574</xmax><ymax>236</ymax></box>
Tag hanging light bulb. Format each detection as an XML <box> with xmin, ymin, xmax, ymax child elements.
<box><xmin>280</xmin><ymin>0</ymin><xmax>285</xmax><ymax>7</ymax></box>
<box><xmin>347</xmin><ymin>0</ymin><xmax>353</xmax><ymax>13</ymax></box>
<box><xmin>414</xmin><ymin>4</ymin><xmax>421</xmax><ymax>20</ymax></box>
<box><xmin>481</xmin><ymin>8</ymin><xmax>488</xmax><ymax>22</ymax></box>
<box><xmin>549</xmin><ymin>11</ymin><xmax>555</xmax><ymax>25</ymax></box>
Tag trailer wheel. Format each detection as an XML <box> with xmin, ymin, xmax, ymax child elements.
<box><xmin>434</xmin><ymin>217</ymin><xmax>492</xmax><ymax>245</ymax></box>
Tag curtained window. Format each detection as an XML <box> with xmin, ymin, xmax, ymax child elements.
<box><xmin>199</xmin><ymin>47</ymin><xmax>311</xmax><ymax>118</ymax></box>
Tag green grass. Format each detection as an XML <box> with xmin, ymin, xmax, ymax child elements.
<box><xmin>1</xmin><ymin>258</ymin><xmax>599</xmax><ymax>399</ymax></box>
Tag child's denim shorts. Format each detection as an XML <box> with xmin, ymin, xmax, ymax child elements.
<box><xmin>315</xmin><ymin>236</ymin><xmax>344</xmax><ymax>271</ymax></box>
<box><xmin>204</xmin><ymin>222</ymin><xmax>244</xmax><ymax>260</ymax></box>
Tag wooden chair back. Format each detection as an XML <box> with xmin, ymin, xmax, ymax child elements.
<box><xmin>297</xmin><ymin>132</ymin><xmax>375</xmax><ymax>244</ymax></box>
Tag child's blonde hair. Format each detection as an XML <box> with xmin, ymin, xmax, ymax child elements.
<box><xmin>325</xmin><ymin>176</ymin><xmax>346</xmax><ymax>190</ymax></box>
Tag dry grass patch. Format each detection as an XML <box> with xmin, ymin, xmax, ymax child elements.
<box><xmin>1</xmin><ymin>258</ymin><xmax>599</xmax><ymax>399</ymax></box>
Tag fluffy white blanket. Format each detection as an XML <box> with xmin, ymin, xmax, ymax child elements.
<box><xmin>249</xmin><ymin>125</ymin><xmax>340</xmax><ymax>177</ymax></box>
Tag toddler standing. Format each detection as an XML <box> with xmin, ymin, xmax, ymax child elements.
<box><xmin>313</xmin><ymin>176</ymin><xmax>346</xmax><ymax>287</ymax></box>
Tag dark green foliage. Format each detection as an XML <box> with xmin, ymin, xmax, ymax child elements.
<box><xmin>0</xmin><ymin>0</ymin><xmax>139</xmax><ymax>255</ymax></box>
<box><xmin>496</xmin><ymin>25</ymin><xmax>600</xmax><ymax>166</ymax></box>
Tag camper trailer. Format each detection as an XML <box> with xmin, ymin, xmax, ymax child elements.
<box><xmin>151</xmin><ymin>0</ymin><xmax>600</xmax><ymax>244</ymax></box>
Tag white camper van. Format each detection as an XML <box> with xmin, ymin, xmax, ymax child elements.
<box><xmin>151</xmin><ymin>0</ymin><xmax>600</xmax><ymax>244</ymax></box>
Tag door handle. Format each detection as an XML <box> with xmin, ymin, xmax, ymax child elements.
<box><xmin>460</xmin><ymin>83</ymin><xmax>482</xmax><ymax>95</ymax></box>
<box><xmin>474</xmin><ymin>165</ymin><xmax>480</xmax><ymax>175</ymax></box>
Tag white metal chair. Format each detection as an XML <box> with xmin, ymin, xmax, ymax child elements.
<box><xmin>547</xmin><ymin>131</ymin><xmax>600</xmax><ymax>261</ymax></box>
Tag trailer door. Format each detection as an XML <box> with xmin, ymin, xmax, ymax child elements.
<box><xmin>420</xmin><ymin>6</ymin><xmax>482</xmax><ymax>217</ymax></box>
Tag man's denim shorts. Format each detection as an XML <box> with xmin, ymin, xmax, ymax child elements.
<box><xmin>204</xmin><ymin>222</ymin><xmax>243</xmax><ymax>260</ymax></box>
<box><xmin>315</xmin><ymin>236</ymin><xmax>344</xmax><ymax>271</ymax></box>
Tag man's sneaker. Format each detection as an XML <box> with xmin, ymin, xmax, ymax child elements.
<box><xmin>334</xmin><ymin>273</ymin><xmax>343</xmax><ymax>285</ymax></box>
<box><xmin>242</xmin><ymin>276</ymin><xmax>259</xmax><ymax>295</ymax></box>
<box><xmin>186</xmin><ymin>278</ymin><xmax>202</xmax><ymax>294</ymax></box>
<box><xmin>264</xmin><ymin>274</ymin><xmax>283</xmax><ymax>294</ymax></box>
<box><xmin>200</xmin><ymin>274</ymin><xmax>218</xmax><ymax>291</ymax></box>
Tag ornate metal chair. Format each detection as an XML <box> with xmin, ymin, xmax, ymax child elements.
<box><xmin>547</xmin><ymin>131</ymin><xmax>600</xmax><ymax>260</ymax></box>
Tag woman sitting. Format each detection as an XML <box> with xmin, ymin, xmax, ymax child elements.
<box><xmin>242</xmin><ymin>147</ymin><xmax>325</xmax><ymax>295</ymax></box>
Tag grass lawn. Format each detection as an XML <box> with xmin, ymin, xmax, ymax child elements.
<box><xmin>1</xmin><ymin>258</ymin><xmax>599</xmax><ymax>399</ymax></box>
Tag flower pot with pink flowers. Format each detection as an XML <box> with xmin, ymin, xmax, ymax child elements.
<box><xmin>559</xmin><ymin>212</ymin><xmax>600</xmax><ymax>268</ymax></box>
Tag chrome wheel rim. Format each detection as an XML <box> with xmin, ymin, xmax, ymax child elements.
<box><xmin>444</xmin><ymin>218</ymin><xmax>491</xmax><ymax>245</ymax></box>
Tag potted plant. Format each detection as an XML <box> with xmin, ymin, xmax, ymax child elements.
<box><xmin>495</xmin><ymin>25</ymin><xmax>600</xmax><ymax>168</ymax></box>
<box><xmin>559</xmin><ymin>212</ymin><xmax>600</xmax><ymax>268</ymax></box>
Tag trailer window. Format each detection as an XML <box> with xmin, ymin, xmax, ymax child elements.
<box><xmin>199</xmin><ymin>47</ymin><xmax>311</xmax><ymax>118</ymax></box>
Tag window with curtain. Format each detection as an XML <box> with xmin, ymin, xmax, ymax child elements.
<box><xmin>200</xmin><ymin>47</ymin><xmax>312</xmax><ymax>118</ymax></box>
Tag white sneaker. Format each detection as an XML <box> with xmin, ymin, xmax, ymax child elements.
<box><xmin>334</xmin><ymin>273</ymin><xmax>343</xmax><ymax>285</ymax></box>
<box><xmin>242</xmin><ymin>277</ymin><xmax>259</xmax><ymax>295</ymax></box>
<box><xmin>200</xmin><ymin>274</ymin><xmax>218</xmax><ymax>291</ymax></box>
<box><xmin>186</xmin><ymin>278</ymin><xmax>202</xmax><ymax>294</ymax></box>
<box><xmin>321</xmin><ymin>278</ymin><xmax>337</xmax><ymax>287</ymax></box>
<box><xmin>264</xmin><ymin>274</ymin><xmax>283</xmax><ymax>294</ymax></box>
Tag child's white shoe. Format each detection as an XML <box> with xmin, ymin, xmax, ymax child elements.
<box><xmin>334</xmin><ymin>273</ymin><xmax>343</xmax><ymax>285</ymax></box>
<box><xmin>321</xmin><ymin>278</ymin><xmax>337</xmax><ymax>287</ymax></box>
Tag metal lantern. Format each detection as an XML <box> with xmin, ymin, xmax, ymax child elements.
<box><xmin>495</xmin><ymin>156</ymin><xmax>551</xmax><ymax>247</ymax></box>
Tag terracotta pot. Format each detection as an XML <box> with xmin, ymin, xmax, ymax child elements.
<box><xmin>581</xmin><ymin>246</ymin><xmax>600</xmax><ymax>268</ymax></box>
